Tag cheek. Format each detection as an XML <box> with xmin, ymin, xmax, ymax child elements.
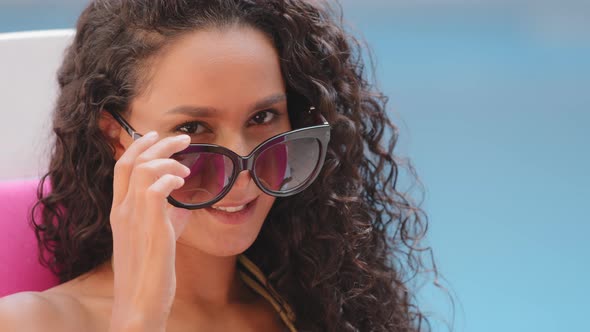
<box><xmin>256</xmin><ymin>193</ymin><xmax>276</xmax><ymax>216</ymax></box>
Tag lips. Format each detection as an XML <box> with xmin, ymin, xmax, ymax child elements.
<box><xmin>205</xmin><ymin>197</ymin><xmax>258</xmax><ymax>225</ymax></box>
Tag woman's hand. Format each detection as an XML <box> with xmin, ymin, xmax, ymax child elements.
<box><xmin>108</xmin><ymin>131</ymin><xmax>192</xmax><ymax>332</ymax></box>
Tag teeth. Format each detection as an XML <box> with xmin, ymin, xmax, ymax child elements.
<box><xmin>211</xmin><ymin>204</ymin><xmax>246</xmax><ymax>213</ymax></box>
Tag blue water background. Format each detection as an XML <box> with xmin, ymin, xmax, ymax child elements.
<box><xmin>1</xmin><ymin>1</ymin><xmax>588</xmax><ymax>331</ymax></box>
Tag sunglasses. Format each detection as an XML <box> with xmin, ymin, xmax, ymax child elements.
<box><xmin>108</xmin><ymin>107</ymin><xmax>331</xmax><ymax>209</ymax></box>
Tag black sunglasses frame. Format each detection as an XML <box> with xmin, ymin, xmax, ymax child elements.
<box><xmin>107</xmin><ymin>107</ymin><xmax>331</xmax><ymax>209</ymax></box>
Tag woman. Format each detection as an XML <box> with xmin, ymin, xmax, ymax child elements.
<box><xmin>0</xmin><ymin>0</ymin><xmax>433</xmax><ymax>331</ymax></box>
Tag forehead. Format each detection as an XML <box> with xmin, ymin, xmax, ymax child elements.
<box><xmin>131</xmin><ymin>25</ymin><xmax>285</xmax><ymax>117</ymax></box>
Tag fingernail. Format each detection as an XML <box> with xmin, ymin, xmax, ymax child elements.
<box><xmin>177</xmin><ymin>134</ymin><xmax>190</xmax><ymax>141</ymax></box>
<box><xmin>182</xmin><ymin>165</ymin><xmax>191</xmax><ymax>176</ymax></box>
<box><xmin>144</xmin><ymin>131</ymin><xmax>158</xmax><ymax>139</ymax></box>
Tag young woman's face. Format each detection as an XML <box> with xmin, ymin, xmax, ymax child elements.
<box><xmin>124</xmin><ymin>26</ymin><xmax>290</xmax><ymax>256</ymax></box>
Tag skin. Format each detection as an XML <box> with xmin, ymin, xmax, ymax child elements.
<box><xmin>0</xmin><ymin>26</ymin><xmax>292</xmax><ymax>332</ymax></box>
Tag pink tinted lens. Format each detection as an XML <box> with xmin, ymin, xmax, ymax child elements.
<box><xmin>255</xmin><ymin>137</ymin><xmax>320</xmax><ymax>192</ymax></box>
<box><xmin>170</xmin><ymin>152</ymin><xmax>233</xmax><ymax>204</ymax></box>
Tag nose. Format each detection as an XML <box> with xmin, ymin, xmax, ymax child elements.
<box><xmin>231</xmin><ymin>169</ymin><xmax>252</xmax><ymax>191</ymax></box>
<box><xmin>218</xmin><ymin>132</ymin><xmax>251</xmax><ymax>157</ymax></box>
<box><xmin>217</xmin><ymin>134</ymin><xmax>256</xmax><ymax>193</ymax></box>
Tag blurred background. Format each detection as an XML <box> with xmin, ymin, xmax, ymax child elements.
<box><xmin>1</xmin><ymin>0</ymin><xmax>588</xmax><ymax>331</ymax></box>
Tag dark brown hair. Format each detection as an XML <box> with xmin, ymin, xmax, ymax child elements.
<box><xmin>32</xmin><ymin>0</ymin><xmax>437</xmax><ymax>330</ymax></box>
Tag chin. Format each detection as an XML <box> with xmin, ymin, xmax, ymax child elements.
<box><xmin>177</xmin><ymin>195</ymin><xmax>274</xmax><ymax>257</ymax></box>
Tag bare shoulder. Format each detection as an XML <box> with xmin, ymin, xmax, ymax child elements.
<box><xmin>0</xmin><ymin>290</ymin><xmax>84</xmax><ymax>332</ymax></box>
<box><xmin>0</xmin><ymin>274</ymin><xmax>108</xmax><ymax>332</ymax></box>
<box><xmin>0</xmin><ymin>262</ymin><xmax>115</xmax><ymax>332</ymax></box>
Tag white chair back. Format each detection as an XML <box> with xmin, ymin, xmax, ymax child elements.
<box><xmin>0</xmin><ymin>29</ymin><xmax>74</xmax><ymax>180</ymax></box>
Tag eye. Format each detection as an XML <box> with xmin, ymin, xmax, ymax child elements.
<box><xmin>175</xmin><ymin>121</ymin><xmax>208</xmax><ymax>135</ymax></box>
<box><xmin>248</xmin><ymin>110</ymin><xmax>278</xmax><ymax>126</ymax></box>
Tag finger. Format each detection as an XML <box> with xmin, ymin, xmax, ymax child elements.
<box><xmin>167</xmin><ymin>206</ymin><xmax>192</xmax><ymax>241</ymax></box>
<box><xmin>134</xmin><ymin>135</ymin><xmax>191</xmax><ymax>168</ymax></box>
<box><xmin>144</xmin><ymin>174</ymin><xmax>185</xmax><ymax>231</ymax></box>
<box><xmin>112</xmin><ymin>131</ymin><xmax>159</xmax><ymax>206</ymax></box>
<box><xmin>128</xmin><ymin>158</ymin><xmax>190</xmax><ymax>195</ymax></box>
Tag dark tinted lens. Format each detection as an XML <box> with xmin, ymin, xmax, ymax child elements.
<box><xmin>254</xmin><ymin>137</ymin><xmax>320</xmax><ymax>192</ymax></box>
<box><xmin>170</xmin><ymin>152</ymin><xmax>234</xmax><ymax>204</ymax></box>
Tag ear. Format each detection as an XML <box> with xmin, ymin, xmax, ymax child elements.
<box><xmin>98</xmin><ymin>110</ymin><xmax>126</xmax><ymax>160</ymax></box>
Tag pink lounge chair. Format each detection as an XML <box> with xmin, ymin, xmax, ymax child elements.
<box><xmin>0</xmin><ymin>179</ymin><xmax>59</xmax><ymax>297</ymax></box>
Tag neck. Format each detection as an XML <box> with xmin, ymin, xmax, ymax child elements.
<box><xmin>173</xmin><ymin>242</ymin><xmax>250</xmax><ymax>305</ymax></box>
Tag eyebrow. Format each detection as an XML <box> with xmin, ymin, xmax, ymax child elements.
<box><xmin>165</xmin><ymin>93</ymin><xmax>287</xmax><ymax>117</ymax></box>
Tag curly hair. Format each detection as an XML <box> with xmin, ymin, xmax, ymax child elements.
<box><xmin>31</xmin><ymin>0</ymin><xmax>436</xmax><ymax>331</ymax></box>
